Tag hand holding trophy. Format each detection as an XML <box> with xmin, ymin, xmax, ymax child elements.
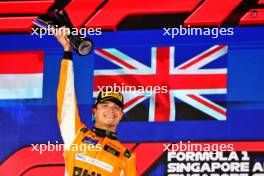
<box><xmin>33</xmin><ymin>9</ymin><xmax>93</xmax><ymax>56</ymax></box>
<box><xmin>53</xmin><ymin>26</ymin><xmax>72</xmax><ymax>52</ymax></box>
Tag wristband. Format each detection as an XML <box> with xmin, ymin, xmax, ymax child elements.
<box><xmin>63</xmin><ymin>51</ymin><xmax>72</xmax><ymax>60</ymax></box>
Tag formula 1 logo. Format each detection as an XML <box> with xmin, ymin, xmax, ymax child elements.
<box><xmin>0</xmin><ymin>0</ymin><xmax>263</xmax><ymax>32</ymax></box>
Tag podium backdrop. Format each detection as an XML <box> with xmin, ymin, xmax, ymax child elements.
<box><xmin>0</xmin><ymin>1</ymin><xmax>264</xmax><ymax>175</ymax></box>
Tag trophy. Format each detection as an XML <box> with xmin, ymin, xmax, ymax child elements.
<box><xmin>33</xmin><ymin>10</ymin><xmax>93</xmax><ymax>56</ymax></box>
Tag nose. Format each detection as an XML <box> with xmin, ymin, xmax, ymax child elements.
<box><xmin>105</xmin><ymin>106</ymin><xmax>115</xmax><ymax>113</ymax></box>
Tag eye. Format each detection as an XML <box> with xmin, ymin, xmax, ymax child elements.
<box><xmin>113</xmin><ymin>105</ymin><xmax>121</xmax><ymax>111</ymax></box>
<box><xmin>101</xmin><ymin>104</ymin><xmax>108</xmax><ymax>108</ymax></box>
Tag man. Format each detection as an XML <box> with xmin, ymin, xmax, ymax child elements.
<box><xmin>55</xmin><ymin>29</ymin><xmax>136</xmax><ymax>176</ymax></box>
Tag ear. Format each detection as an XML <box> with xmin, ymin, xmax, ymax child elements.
<box><xmin>92</xmin><ymin>108</ymin><xmax>96</xmax><ymax>115</ymax></box>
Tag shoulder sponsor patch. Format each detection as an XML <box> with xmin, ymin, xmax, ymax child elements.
<box><xmin>82</xmin><ymin>136</ymin><xmax>99</xmax><ymax>145</ymax></box>
<box><xmin>104</xmin><ymin>145</ymin><xmax>120</xmax><ymax>157</ymax></box>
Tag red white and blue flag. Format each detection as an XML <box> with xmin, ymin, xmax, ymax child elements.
<box><xmin>93</xmin><ymin>45</ymin><xmax>227</xmax><ymax>122</ymax></box>
<box><xmin>0</xmin><ymin>51</ymin><xmax>44</xmax><ymax>100</ymax></box>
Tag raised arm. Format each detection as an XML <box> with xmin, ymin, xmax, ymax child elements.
<box><xmin>55</xmin><ymin>28</ymin><xmax>83</xmax><ymax>149</ymax></box>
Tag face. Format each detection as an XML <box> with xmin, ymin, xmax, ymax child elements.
<box><xmin>93</xmin><ymin>101</ymin><xmax>124</xmax><ymax>131</ymax></box>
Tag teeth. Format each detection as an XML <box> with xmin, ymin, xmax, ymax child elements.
<box><xmin>103</xmin><ymin>114</ymin><xmax>115</xmax><ymax>118</ymax></box>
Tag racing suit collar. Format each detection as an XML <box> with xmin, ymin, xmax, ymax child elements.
<box><xmin>92</xmin><ymin>127</ymin><xmax>118</xmax><ymax>140</ymax></box>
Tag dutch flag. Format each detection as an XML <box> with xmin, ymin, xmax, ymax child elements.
<box><xmin>0</xmin><ymin>51</ymin><xmax>44</xmax><ymax>99</ymax></box>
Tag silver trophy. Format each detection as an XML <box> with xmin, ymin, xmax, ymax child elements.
<box><xmin>33</xmin><ymin>10</ymin><xmax>93</xmax><ymax>56</ymax></box>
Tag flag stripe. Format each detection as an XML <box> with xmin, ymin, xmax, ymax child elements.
<box><xmin>0</xmin><ymin>51</ymin><xmax>44</xmax><ymax>74</ymax></box>
<box><xmin>178</xmin><ymin>45</ymin><xmax>226</xmax><ymax>69</ymax></box>
<box><xmin>0</xmin><ymin>74</ymin><xmax>43</xmax><ymax>99</ymax></box>
<box><xmin>124</xmin><ymin>94</ymin><xmax>148</xmax><ymax>113</ymax></box>
<box><xmin>155</xmin><ymin>47</ymin><xmax>171</xmax><ymax>121</ymax></box>
<box><xmin>94</xmin><ymin>74</ymin><xmax>226</xmax><ymax>89</ymax></box>
<box><xmin>188</xmin><ymin>94</ymin><xmax>226</xmax><ymax>116</ymax></box>
<box><xmin>0</xmin><ymin>74</ymin><xmax>43</xmax><ymax>89</ymax></box>
<box><xmin>96</xmin><ymin>49</ymin><xmax>136</xmax><ymax>69</ymax></box>
<box><xmin>124</xmin><ymin>96</ymin><xmax>145</xmax><ymax>109</ymax></box>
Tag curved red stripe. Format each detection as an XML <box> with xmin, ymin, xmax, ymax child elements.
<box><xmin>133</xmin><ymin>142</ymin><xmax>169</xmax><ymax>176</ymax></box>
<box><xmin>240</xmin><ymin>9</ymin><xmax>264</xmax><ymax>25</ymax></box>
<box><xmin>0</xmin><ymin>146</ymin><xmax>64</xmax><ymax>176</ymax></box>
<box><xmin>23</xmin><ymin>165</ymin><xmax>64</xmax><ymax>176</ymax></box>
<box><xmin>0</xmin><ymin>17</ymin><xmax>37</xmax><ymax>32</ymax></box>
<box><xmin>258</xmin><ymin>0</ymin><xmax>264</xmax><ymax>4</ymax></box>
<box><xmin>184</xmin><ymin>0</ymin><xmax>242</xmax><ymax>26</ymax></box>
<box><xmin>0</xmin><ymin>1</ymin><xmax>54</xmax><ymax>15</ymax></box>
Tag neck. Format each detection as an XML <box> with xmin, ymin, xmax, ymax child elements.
<box><xmin>94</xmin><ymin>123</ymin><xmax>116</xmax><ymax>132</ymax></box>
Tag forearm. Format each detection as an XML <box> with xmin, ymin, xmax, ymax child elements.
<box><xmin>57</xmin><ymin>52</ymin><xmax>82</xmax><ymax>149</ymax></box>
<box><xmin>57</xmin><ymin>51</ymin><xmax>73</xmax><ymax>123</ymax></box>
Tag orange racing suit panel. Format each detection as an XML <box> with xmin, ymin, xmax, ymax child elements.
<box><xmin>57</xmin><ymin>58</ymin><xmax>136</xmax><ymax>176</ymax></box>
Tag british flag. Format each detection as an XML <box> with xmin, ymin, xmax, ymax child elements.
<box><xmin>93</xmin><ymin>45</ymin><xmax>227</xmax><ymax>122</ymax></box>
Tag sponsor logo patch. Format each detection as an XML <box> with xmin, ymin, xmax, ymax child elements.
<box><xmin>82</xmin><ymin>136</ymin><xmax>99</xmax><ymax>146</ymax></box>
<box><xmin>75</xmin><ymin>153</ymin><xmax>113</xmax><ymax>173</ymax></box>
<box><xmin>104</xmin><ymin>145</ymin><xmax>120</xmax><ymax>157</ymax></box>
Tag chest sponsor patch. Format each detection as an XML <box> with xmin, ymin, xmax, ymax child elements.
<box><xmin>75</xmin><ymin>153</ymin><xmax>113</xmax><ymax>173</ymax></box>
<box><xmin>82</xmin><ymin>136</ymin><xmax>99</xmax><ymax>145</ymax></box>
<box><xmin>104</xmin><ymin>145</ymin><xmax>120</xmax><ymax>157</ymax></box>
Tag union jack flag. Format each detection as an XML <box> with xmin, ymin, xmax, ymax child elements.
<box><xmin>93</xmin><ymin>45</ymin><xmax>227</xmax><ymax>122</ymax></box>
